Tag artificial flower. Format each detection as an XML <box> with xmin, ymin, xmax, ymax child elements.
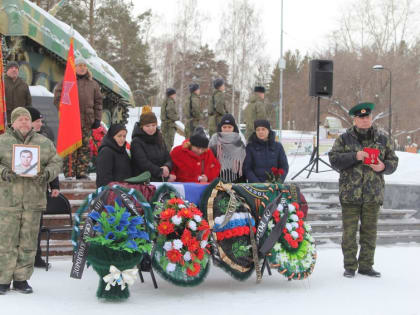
<box><xmin>160</xmin><ymin>208</ymin><xmax>176</xmax><ymax>220</ymax></box>
<box><xmin>163</xmin><ymin>241</ymin><xmax>173</xmax><ymax>251</ymax></box>
<box><xmin>171</xmin><ymin>215</ymin><xmax>182</xmax><ymax>225</ymax></box>
<box><xmin>157</xmin><ymin>221</ymin><xmax>175</xmax><ymax>235</ymax></box>
<box><xmin>184</xmin><ymin>251</ymin><xmax>192</xmax><ymax>262</ymax></box>
<box><xmin>166</xmin><ymin>263</ymin><xmax>176</xmax><ymax>272</ymax></box>
<box><xmin>186</xmin><ymin>262</ymin><xmax>201</xmax><ymax>277</ymax></box>
<box><xmin>188</xmin><ymin>220</ymin><xmax>197</xmax><ymax>231</ymax></box>
<box><xmin>167</xmin><ymin>249</ymin><xmax>183</xmax><ymax>263</ymax></box>
<box><xmin>173</xmin><ymin>239</ymin><xmax>183</xmax><ymax>250</ymax></box>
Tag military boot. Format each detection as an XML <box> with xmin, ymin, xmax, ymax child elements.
<box><xmin>343</xmin><ymin>269</ymin><xmax>355</xmax><ymax>278</ymax></box>
<box><xmin>358</xmin><ymin>268</ymin><xmax>381</xmax><ymax>277</ymax></box>
<box><xmin>13</xmin><ymin>280</ymin><xmax>33</xmax><ymax>294</ymax></box>
<box><xmin>0</xmin><ymin>283</ymin><xmax>10</xmax><ymax>295</ymax></box>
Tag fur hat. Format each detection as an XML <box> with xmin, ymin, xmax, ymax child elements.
<box><xmin>11</xmin><ymin>107</ymin><xmax>31</xmax><ymax>124</ymax></box>
<box><xmin>254</xmin><ymin>119</ymin><xmax>271</xmax><ymax>130</ymax></box>
<box><xmin>189</xmin><ymin>83</ymin><xmax>200</xmax><ymax>93</ymax></box>
<box><xmin>166</xmin><ymin>88</ymin><xmax>176</xmax><ymax>97</ymax></box>
<box><xmin>27</xmin><ymin>107</ymin><xmax>43</xmax><ymax>122</ymax></box>
<box><xmin>217</xmin><ymin>113</ymin><xmax>239</xmax><ymax>133</ymax></box>
<box><xmin>254</xmin><ymin>86</ymin><xmax>265</xmax><ymax>93</ymax></box>
<box><xmin>139</xmin><ymin>105</ymin><xmax>157</xmax><ymax>127</ymax></box>
<box><xmin>190</xmin><ymin>126</ymin><xmax>209</xmax><ymax>148</ymax></box>
<box><xmin>6</xmin><ymin>61</ymin><xmax>19</xmax><ymax>72</ymax></box>
<box><xmin>213</xmin><ymin>78</ymin><xmax>224</xmax><ymax>89</ymax></box>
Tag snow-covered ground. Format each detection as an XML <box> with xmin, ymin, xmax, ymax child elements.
<box><xmin>2</xmin><ymin>245</ymin><xmax>419</xmax><ymax>315</ymax></box>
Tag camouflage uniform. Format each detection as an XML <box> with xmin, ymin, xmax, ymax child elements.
<box><xmin>161</xmin><ymin>97</ymin><xmax>178</xmax><ymax>149</ymax></box>
<box><xmin>328</xmin><ymin>126</ymin><xmax>398</xmax><ymax>271</ymax></box>
<box><xmin>0</xmin><ymin>128</ymin><xmax>62</xmax><ymax>284</ymax></box>
<box><xmin>208</xmin><ymin>89</ymin><xmax>227</xmax><ymax>137</ymax></box>
<box><xmin>184</xmin><ymin>93</ymin><xmax>202</xmax><ymax>139</ymax></box>
<box><xmin>244</xmin><ymin>94</ymin><xmax>267</xmax><ymax>139</ymax></box>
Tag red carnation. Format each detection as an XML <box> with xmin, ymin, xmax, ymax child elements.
<box><xmin>216</xmin><ymin>232</ymin><xmax>224</xmax><ymax>241</ymax></box>
<box><xmin>181</xmin><ymin>229</ymin><xmax>192</xmax><ymax>244</ymax></box>
<box><xmin>196</xmin><ymin>248</ymin><xmax>205</xmax><ymax>260</ymax></box>
<box><xmin>273</xmin><ymin>210</ymin><xmax>280</xmax><ymax>223</ymax></box>
<box><xmin>297</xmin><ymin>227</ymin><xmax>305</xmax><ymax>235</ymax></box>
<box><xmin>278</xmin><ymin>168</ymin><xmax>285</xmax><ymax>176</ymax></box>
<box><xmin>296</xmin><ymin>210</ymin><xmax>304</xmax><ymax>219</ymax></box>
<box><xmin>167</xmin><ymin>249</ymin><xmax>182</xmax><ymax>263</ymax></box>
<box><xmin>168</xmin><ymin>198</ymin><xmax>185</xmax><ymax>205</ymax></box>
<box><xmin>191</xmin><ymin>207</ymin><xmax>203</xmax><ymax>216</ymax></box>
<box><xmin>186</xmin><ymin>262</ymin><xmax>201</xmax><ymax>277</ymax></box>
<box><xmin>157</xmin><ymin>221</ymin><xmax>175</xmax><ymax>235</ymax></box>
<box><xmin>160</xmin><ymin>208</ymin><xmax>176</xmax><ymax>220</ymax></box>
<box><xmin>271</xmin><ymin>167</ymin><xmax>278</xmax><ymax>174</ymax></box>
<box><xmin>198</xmin><ymin>219</ymin><xmax>210</xmax><ymax>231</ymax></box>
<box><xmin>292</xmin><ymin>202</ymin><xmax>300</xmax><ymax>210</ymax></box>
<box><xmin>187</xmin><ymin>239</ymin><xmax>200</xmax><ymax>252</ymax></box>
<box><xmin>179</xmin><ymin>208</ymin><xmax>193</xmax><ymax>219</ymax></box>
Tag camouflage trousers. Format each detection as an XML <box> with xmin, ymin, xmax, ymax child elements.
<box><xmin>161</xmin><ymin>122</ymin><xmax>176</xmax><ymax>150</ymax></box>
<box><xmin>185</xmin><ymin>119</ymin><xmax>200</xmax><ymax>140</ymax></box>
<box><xmin>0</xmin><ymin>209</ymin><xmax>42</xmax><ymax>284</ymax></box>
<box><xmin>341</xmin><ymin>202</ymin><xmax>380</xmax><ymax>271</ymax></box>
<box><xmin>63</xmin><ymin>128</ymin><xmax>91</xmax><ymax>178</ymax></box>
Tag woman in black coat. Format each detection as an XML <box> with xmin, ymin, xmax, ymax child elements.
<box><xmin>130</xmin><ymin>106</ymin><xmax>172</xmax><ymax>182</ymax></box>
<box><xmin>96</xmin><ymin>124</ymin><xmax>132</xmax><ymax>188</ymax></box>
<box><xmin>243</xmin><ymin>119</ymin><xmax>289</xmax><ymax>183</ymax></box>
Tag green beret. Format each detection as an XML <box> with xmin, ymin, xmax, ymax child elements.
<box><xmin>11</xmin><ymin>107</ymin><xmax>31</xmax><ymax>124</ymax></box>
<box><xmin>349</xmin><ymin>102</ymin><xmax>375</xmax><ymax>117</ymax></box>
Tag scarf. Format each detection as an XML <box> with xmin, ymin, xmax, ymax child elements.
<box><xmin>213</xmin><ymin>132</ymin><xmax>246</xmax><ymax>182</ymax></box>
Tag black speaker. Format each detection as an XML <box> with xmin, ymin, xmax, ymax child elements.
<box><xmin>309</xmin><ymin>59</ymin><xmax>333</xmax><ymax>97</ymax></box>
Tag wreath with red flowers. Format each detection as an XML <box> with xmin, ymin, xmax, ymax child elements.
<box><xmin>152</xmin><ymin>194</ymin><xmax>211</xmax><ymax>286</ymax></box>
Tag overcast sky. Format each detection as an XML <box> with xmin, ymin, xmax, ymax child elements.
<box><xmin>133</xmin><ymin>0</ymin><xmax>354</xmax><ymax>62</ymax></box>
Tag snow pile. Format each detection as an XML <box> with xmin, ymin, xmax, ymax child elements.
<box><xmin>29</xmin><ymin>85</ymin><xmax>54</xmax><ymax>97</ymax></box>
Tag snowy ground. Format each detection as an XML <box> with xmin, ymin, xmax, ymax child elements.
<box><xmin>2</xmin><ymin>245</ymin><xmax>419</xmax><ymax>315</ymax></box>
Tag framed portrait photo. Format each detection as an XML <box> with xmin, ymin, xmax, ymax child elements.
<box><xmin>12</xmin><ymin>144</ymin><xmax>40</xmax><ymax>177</ymax></box>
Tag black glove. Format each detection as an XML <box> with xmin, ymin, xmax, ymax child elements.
<box><xmin>91</xmin><ymin>119</ymin><xmax>101</xmax><ymax>129</ymax></box>
<box><xmin>1</xmin><ymin>168</ymin><xmax>17</xmax><ymax>183</ymax></box>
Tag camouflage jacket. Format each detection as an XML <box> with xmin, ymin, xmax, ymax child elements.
<box><xmin>245</xmin><ymin>94</ymin><xmax>267</xmax><ymax>137</ymax></box>
<box><xmin>185</xmin><ymin>93</ymin><xmax>202</xmax><ymax>122</ymax></box>
<box><xmin>161</xmin><ymin>97</ymin><xmax>178</xmax><ymax>123</ymax></box>
<box><xmin>328</xmin><ymin>126</ymin><xmax>398</xmax><ymax>205</ymax></box>
<box><xmin>4</xmin><ymin>76</ymin><xmax>32</xmax><ymax>123</ymax></box>
<box><xmin>0</xmin><ymin>128</ymin><xmax>62</xmax><ymax>211</ymax></box>
<box><xmin>209</xmin><ymin>90</ymin><xmax>227</xmax><ymax>117</ymax></box>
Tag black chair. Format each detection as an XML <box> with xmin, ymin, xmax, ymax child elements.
<box><xmin>40</xmin><ymin>193</ymin><xmax>72</xmax><ymax>271</ymax></box>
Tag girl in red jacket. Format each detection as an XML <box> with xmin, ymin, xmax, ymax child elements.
<box><xmin>169</xmin><ymin>127</ymin><xmax>221</xmax><ymax>183</ymax></box>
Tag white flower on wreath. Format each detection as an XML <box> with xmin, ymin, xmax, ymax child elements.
<box><xmin>166</xmin><ymin>263</ymin><xmax>176</xmax><ymax>272</ymax></box>
<box><xmin>200</xmin><ymin>240</ymin><xmax>208</xmax><ymax>248</ymax></box>
<box><xmin>285</xmin><ymin>223</ymin><xmax>292</xmax><ymax>231</ymax></box>
<box><xmin>291</xmin><ymin>222</ymin><xmax>299</xmax><ymax>229</ymax></box>
<box><xmin>193</xmin><ymin>215</ymin><xmax>202</xmax><ymax>223</ymax></box>
<box><xmin>184</xmin><ymin>251</ymin><xmax>192</xmax><ymax>262</ymax></box>
<box><xmin>171</xmin><ymin>215</ymin><xmax>182</xmax><ymax>225</ymax></box>
<box><xmin>163</xmin><ymin>241</ymin><xmax>172</xmax><ymax>251</ymax></box>
<box><xmin>173</xmin><ymin>239</ymin><xmax>183</xmax><ymax>250</ymax></box>
<box><xmin>291</xmin><ymin>231</ymin><xmax>299</xmax><ymax>239</ymax></box>
<box><xmin>273</xmin><ymin>243</ymin><xmax>282</xmax><ymax>251</ymax></box>
<box><xmin>178</xmin><ymin>204</ymin><xmax>186</xmax><ymax>209</ymax></box>
<box><xmin>188</xmin><ymin>220</ymin><xmax>197</xmax><ymax>231</ymax></box>
<box><xmin>288</xmin><ymin>203</ymin><xmax>295</xmax><ymax>213</ymax></box>
<box><xmin>290</xmin><ymin>214</ymin><xmax>299</xmax><ymax>222</ymax></box>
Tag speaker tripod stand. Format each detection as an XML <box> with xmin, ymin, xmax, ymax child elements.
<box><xmin>291</xmin><ymin>97</ymin><xmax>335</xmax><ymax>180</ymax></box>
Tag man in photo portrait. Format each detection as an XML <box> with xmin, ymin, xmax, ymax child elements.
<box><xmin>15</xmin><ymin>149</ymin><xmax>37</xmax><ymax>176</ymax></box>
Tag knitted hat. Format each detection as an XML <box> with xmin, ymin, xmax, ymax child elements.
<box><xmin>6</xmin><ymin>61</ymin><xmax>19</xmax><ymax>71</ymax></box>
<box><xmin>254</xmin><ymin>119</ymin><xmax>271</xmax><ymax>130</ymax></box>
<box><xmin>106</xmin><ymin>123</ymin><xmax>127</xmax><ymax>139</ymax></box>
<box><xmin>75</xmin><ymin>57</ymin><xmax>87</xmax><ymax>66</ymax></box>
<box><xmin>213</xmin><ymin>78</ymin><xmax>224</xmax><ymax>89</ymax></box>
<box><xmin>217</xmin><ymin>113</ymin><xmax>239</xmax><ymax>133</ymax></box>
<box><xmin>27</xmin><ymin>107</ymin><xmax>43</xmax><ymax>122</ymax></box>
<box><xmin>11</xmin><ymin>107</ymin><xmax>31</xmax><ymax>124</ymax></box>
<box><xmin>139</xmin><ymin>105</ymin><xmax>157</xmax><ymax>127</ymax></box>
<box><xmin>189</xmin><ymin>83</ymin><xmax>200</xmax><ymax>93</ymax></box>
<box><xmin>166</xmin><ymin>88</ymin><xmax>176</xmax><ymax>97</ymax></box>
<box><xmin>190</xmin><ymin>126</ymin><xmax>209</xmax><ymax>148</ymax></box>
<box><xmin>254</xmin><ymin>86</ymin><xmax>265</xmax><ymax>93</ymax></box>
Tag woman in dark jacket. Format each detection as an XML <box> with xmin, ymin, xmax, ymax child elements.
<box><xmin>130</xmin><ymin>106</ymin><xmax>172</xmax><ymax>182</ymax></box>
<box><xmin>96</xmin><ymin>124</ymin><xmax>132</xmax><ymax>188</ymax></box>
<box><xmin>243</xmin><ymin>119</ymin><xmax>289</xmax><ymax>183</ymax></box>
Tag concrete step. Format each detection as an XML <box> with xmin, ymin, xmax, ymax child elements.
<box><xmin>313</xmin><ymin>230</ymin><xmax>420</xmax><ymax>245</ymax></box>
<box><xmin>60</xmin><ymin>188</ymin><xmax>96</xmax><ymax>201</ymax></box>
<box><xmin>60</xmin><ymin>179</ymin><xmax>97</xmax><ymax>190</ymax></box>
<box><xmin>307</xmin><ymin>218</ymin><xmax>420</xmax><ymax>233</ymax></box>
<box><xmin>40</xmin><ymin>240</ymin><xmax>73</xmax><ymax>256</ymax></box>
<box><xmin>306</xmin><ymin>208</ymin><xmax>418</xmax><ymax>221</ymax></box>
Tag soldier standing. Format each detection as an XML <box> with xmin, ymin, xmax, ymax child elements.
<box><xmin>0</xmin><ymin>107</ymin><xmax>62</xmax><ymax>294</ymax></box>
<box><xmin>184</xmin><ymin>83</ymin><xmax>202</xmax><ymax>139</ymax></box>
<box><xmin>244</xmin><ymin>86</ymin><xmax>267</xmax><ymax>139</ymax></box>
<box><xmin>208</xmin><ymin>78</ymin><xmax>228</xmax><ymax>137</ymax></box>
<box><xmin>54</xmin><ymin>58</ymin><xmax>103</xmax><ymax>179</ymax></box>
<box><xmin>161</xmin><ymin>88</ymin><xmax>178</xmax><ymax>149</ymax></box>
<box><xmin>4</xmin><ymin>61</ymin><xmax>32</xmax><ymax>123</ymax></box>
<box><xmin>328</xmin><ymin>102</ymin><xmax>398</xmax><ymax>278</ymax></box>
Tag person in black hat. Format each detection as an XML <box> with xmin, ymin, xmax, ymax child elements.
<box><xmin>184</xmin><ymin>83</ymin><xmax>202</xmax><ymax>139</ymax></box>
<box><xmin>4</xmin><ymin>61</ymin><xmax>32</xmax><ymax>123</ymax></box>
<box><xmin>243</xmin><ymin>119</ymin><xmax>288</xmax><ymax>183</ymax></box>
<box><xmin>209</xmin><ymin>114</ymin><xmax>246</xmax><ymax>182</ymax></box>
<box><xmin>161</xmin><ymin>88</ymin><xmax>179</xmax><ymax>149</ymax></box>
<box><xmin>130</xmin><ymin>106</ymin><xmax>172</xmax><ymax>182</ymax></box>
<box><xmin>208</xmin><ymin>78</ymin><xmax>228</xmax><ymax>137</ymax></box>
<box><xmin>328</xmin><ymin>102</ymin><xmax>399</xmax><ymax>278</ymax></box>
<box><xmin>244</xmin><ymin>86</ymin><xmax>267</xmax><ymax>138</ymax></box>
<box><xmin>27</xmin><ymin>106</ymin><xmax>61</xmax><ymax>268</ymax></box>
<box><xmin>169</xmin><ymin>126</ymin><xmax>221</xmax><ymax>183</ymax></box>
<box><xmin>96</xmin><ymin>124</ymin><xmax>132</xmax><ymax>188</ymax></box>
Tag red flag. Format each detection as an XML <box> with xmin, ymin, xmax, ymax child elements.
<box><xmin>56</xmin><ymin>38</ymin><xmax>82</xmax><ymax>157</ymax></box>
<box><xmin>0</xmin><ymin>47</ymin><xmax>7</xmax><ymax>134</ymax></box>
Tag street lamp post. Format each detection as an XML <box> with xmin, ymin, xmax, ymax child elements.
<box><xmin>372</xmin><ymin>65</ymin><xmax>392</xmax><ymax>139</ymax></box>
